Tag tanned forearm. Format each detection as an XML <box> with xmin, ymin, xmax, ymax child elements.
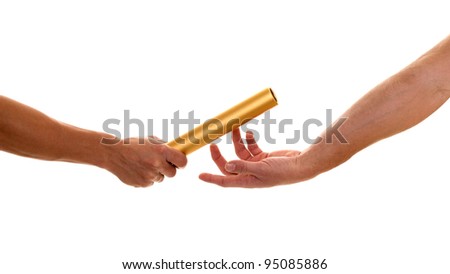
<box><xmin>0</xmin><ymin>96</ymin><xmax>188</xmax><ymax>187</ymax></box>
<box><xmin>0</xmin><ymin>96</ymin><xmax>110</xmax><ymax>167</ymax></box>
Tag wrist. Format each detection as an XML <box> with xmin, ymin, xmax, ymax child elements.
<box><xmin>95</xmin><ymin>134</ymin><xmax>122</xmax><ymax>171</ymax></box>
<box><xmin>295</xmin><ymin>142</ymin><xmax>354</xmax><ymax>182</ymax></box>
<box><xmin>58</xmin><ymin>122</ymin><xmax>117</xmax><ymax>169</ymax></box>
<box><xmin>292</xmin><ymin>153</ymin><xmax>320</xmax><ymax>182</ymax></box>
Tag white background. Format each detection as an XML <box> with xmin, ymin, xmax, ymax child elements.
<box><xmin>1</xmin><ymin>1</ymin><xmax>449</xmax><ymax>273</ymax></box>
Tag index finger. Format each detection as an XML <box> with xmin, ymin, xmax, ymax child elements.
<box><xmin>164</xmin><ymin>146</ymin><xmax>188</xmax><ymax>168</ymax></box>
<box><xmin>198</xmin><ymin>173</ymin><xmax>263</xmax><ymax>188</ymax></box>
<box><xmin>210</xmin><ymin>144</ymin><xmax>233</xmax><ymax>175</ymax></box>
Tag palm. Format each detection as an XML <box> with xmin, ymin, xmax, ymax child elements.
<box><xmin>228</xmin><ymin>128</ymin><xmax>300</xmax><ymax>162</ymax></box>
<box><xmin>206</xmin><ymin>129</ymin><xmax>300</xmax><ymax>177</ymax></box>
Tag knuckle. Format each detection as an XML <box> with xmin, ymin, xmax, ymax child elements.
<box><xmin>153</xmin><ymin>144</ymin><xmax>166</xmax><ymax>154</ymax></box>
<box><xmin>146</xmin><ymin>157</ymin><xmax>162</xmax><ymax>168</ymax></box>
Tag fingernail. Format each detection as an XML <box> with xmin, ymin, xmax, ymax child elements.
<box><xmin>225</xmin><ymin>163</ymin><xmax>235</xmax><ymax>172</ymax></box>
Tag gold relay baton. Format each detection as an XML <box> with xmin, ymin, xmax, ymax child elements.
<box><xmin>167</xmin><ymin>87</ymin><xmax>278</xmax><ymax>155</ymax></box>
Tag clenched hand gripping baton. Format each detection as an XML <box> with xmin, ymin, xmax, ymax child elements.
<box><xmin>167</xmin><ymin>88</ymin><xmax>278</xmax><ymax>155</ymax></box>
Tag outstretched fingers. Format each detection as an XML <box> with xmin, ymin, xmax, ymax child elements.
<box><xmin>210</xmin><ymin>144</ymin><xmax>233</xmax><ymax>175</ymax></box>
<box><xmin>232</xmin><ymin>128</ymin><xmax>253</xmax><ymax>160</ymax></box>
<box><xmin>245</xmin><ymin>131</ymin><xmax>264</xmax><ymax>156</ymax></box>
<box><xmin>198</xmin><ymin>173</ymin><xmax>262</xmax><ymax>188</ymax></box>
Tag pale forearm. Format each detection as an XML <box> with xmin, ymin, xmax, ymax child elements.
<box><xmin>297</xmin><ymin>37</ymin><xmax>450</xmax><ymax>180</ymax></box>
<box><xmin>199</xmin><ymin>36</ymin><xmax>450</xmax><ymax>188</ymax></box>
<box><xmin>0</xmin><ymin>96</ymin><xmax>110</xmax><ymax>167</ymax></box>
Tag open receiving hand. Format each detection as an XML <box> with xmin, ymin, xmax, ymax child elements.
<box><xmin>199</xmin><ymin>128</ymin><xmax>302</xmax><ymax>188</ymax></box>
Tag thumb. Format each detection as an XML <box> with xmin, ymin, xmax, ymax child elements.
<box><xmin>225</xmin><ymin>160</ymin><xmax>261</xmax><ymax>175</ymax></box>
